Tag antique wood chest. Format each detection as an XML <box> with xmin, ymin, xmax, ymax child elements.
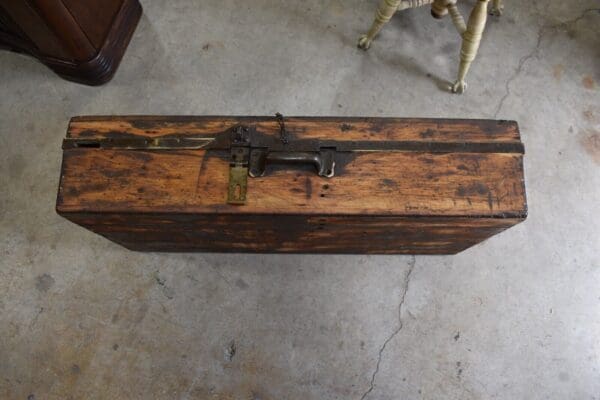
<box><xmin>56</xmin><ymin>116</ymin><xmax>527</xmax><ymax>254</ymax></box>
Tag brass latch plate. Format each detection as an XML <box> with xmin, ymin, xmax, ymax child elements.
<box><xmin>227</xmin><ymin>127</ymin><xmax>251</xmax><ymax>205</ymax></box>
<box><xmin>227</xmin><ymin>166</ymin><xmax>248</xmax><ymax>204</ymax></box>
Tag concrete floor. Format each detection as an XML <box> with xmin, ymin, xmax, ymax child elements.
<box><xmin>1</xmin><ymin>1</ymin><xmax>599</xmax><ymax>399</ymax></box>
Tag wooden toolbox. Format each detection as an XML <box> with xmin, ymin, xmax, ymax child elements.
<box><xmin>56</xmin><ymin>116</ymin><xmax>527</xmax><ymax>254</ymax></box>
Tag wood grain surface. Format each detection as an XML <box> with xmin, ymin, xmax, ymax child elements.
<box><xmin>57</xmin><ymin>116</ymin><xmax>527</xmax><ymax>253</ymax></box>
<box><xmin>67</xmin><ymin>116</ymin><xmax>521</xmax><ymax>143</ymax></box>
<box><xmin>64</xmin><ymin>213</ymin><xmax>521</xmax><ymax>254</ymax></box>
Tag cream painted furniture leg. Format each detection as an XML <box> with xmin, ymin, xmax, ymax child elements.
<box><xmin>431</xmin><ymin>0</ymin><xmax>466</xmax><ymax>32</ymax></box>
<box><xmin>446</xmin><ymin>2</ymin><xmax>466</xmax><ymax>33</ymax></box>
<box><xmin>357</xmin><ymin>0</ymin><xmax>437</xmax><ymax>50</ymax></box>
<box><xmin>452</xmin><ymin>0</ymin><xmax>489</xmax><ymax>93</ymax></box>
<box><xmin>357</xmin><ymin>0</ymin><xmax>502</xmax><ymax>94</ymax></box>
<box><xmin>358</xmin><ymin>0</ymin><xmax>402</xmax><ymax>50</ymax></box>
<box><xmin>491</xmin><ymin>0</ymin><xmax>504</xmax><ymax>16</ymax></box>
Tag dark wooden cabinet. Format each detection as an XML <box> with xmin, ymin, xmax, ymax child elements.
<box><xmin>0</xmin><ymin>0</ymin><xmax>141</xmax><ymax>85</ymax></box>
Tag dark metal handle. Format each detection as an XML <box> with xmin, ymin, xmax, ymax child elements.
<box><xmin>267</xmin><ymin>152</ymin><xmax>323</xmax><ymax>172</ymax></box>
<box><xmin>249</xmin><ymin>149</ymin><xmax>335</xmax><ymax>178</ymax></box>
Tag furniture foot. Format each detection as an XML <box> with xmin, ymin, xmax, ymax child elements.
<box><xmin>453</xmin><ymin>0</ymin><xmax>489</xmax><ymax>94</ymax></box>
<box><xmin>357</xmin><ymin>35</ymin><xmax>373</xmax><ymax>50</ymax></box>
<box><xmin>451</xmin><ymin>80</ymin><xmax>467</xmax><ymax>94</ymax></box>
<box><xmin>358</xmin><ymin>0</ymin><xmax>401</xmax><ymax>50</ymax></box>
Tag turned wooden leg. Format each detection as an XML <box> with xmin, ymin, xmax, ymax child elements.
<box><xmin>452</xmin><ymin>0</ymin><xmax>489</xmax><ymax>94</ymax></box>
<box><xmin>447</xmin><ymin>2</ymin><xmax>466</xmax><ymax>34</ymax></box>
<box><xmin>431</xmin><ymin>0</ymin><xmax>466</xmax><ymax>33</ymax></box>
<box><xmin>490</xmin><ymin>0</ymin><xmax>504</xmax><ymax>16</ymax></box>
<box><xmin>358</xmin><ymin>0</ymin><xmax>402</xmax><ymax>50</ymax></box>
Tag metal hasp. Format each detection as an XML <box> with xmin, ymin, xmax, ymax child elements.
<box><xmin>226</xmin><ymin>122</ymin><xmax>336</xmax><ymax>205</ymax></box>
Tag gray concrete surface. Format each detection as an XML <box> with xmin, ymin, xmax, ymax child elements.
<box><xmin>1</xmin><ymin>1</ymin><xmax>599</xmax><ymax>399</ymax></box>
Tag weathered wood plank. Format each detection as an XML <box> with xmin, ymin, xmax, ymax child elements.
<box><xmin>57</xmin><ymin>149</ymin><xmax>525</xmax><ymax>217</ymax></box>
<box><xmin>62</xmin><ymin>213</ymin><xmax>521</xmax><ymax>254</ymax></box>
<box><xmin>67</xmin><ymin>116</ymin><xmax>521</xmax><ymax>143</ymax></box>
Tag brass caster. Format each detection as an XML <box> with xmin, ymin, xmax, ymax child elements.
<box><xmin>451</xmin><ymin>80</ymin><xmax>467</xmax><ymax>94</ymax></box>
<box><xmin>357</xmin><ymin>35</ymin><xmax>372</xmax><ymax>50</ymax></box>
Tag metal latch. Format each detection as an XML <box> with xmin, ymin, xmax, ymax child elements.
<box><xmin>227</xmin><ymin>126</ymin><xmax>251</xmax><ymax>204</ymax></box>
<box><xmin>226</xmin><ymin>121</ymin><xmax>336</xmax><ymax>205</ymax></box>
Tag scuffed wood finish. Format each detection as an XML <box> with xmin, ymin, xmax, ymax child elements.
<box><xmin>64</xmin><ymin>214</ymin><xmax>521</xmax><ymax>254</ymax></box>
<box><xmin>57</xmin><ymin>116</ymin><xmax>527</xmax><ymax>254</ymax></box>
<box><xmin>67</xmin><ymin>116</ymin><xmax>521</xmax><ymax>143</ymax></box>
<box><xmin>57</xmin><ymin>149</ymin><xmax>524</xmax><ymax>217</ymax></box>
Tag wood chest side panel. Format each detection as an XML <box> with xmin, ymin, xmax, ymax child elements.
<box><xmin>60</xmin><ymin>213</ymin><xmax>523</xmax><ymax>254</ymax></box>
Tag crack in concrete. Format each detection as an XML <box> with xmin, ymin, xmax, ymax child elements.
<box><xmin>493</xmin><ymin>8</ymin><xmax>600</xmax><ymax>118</ymax></box>
<box><xmin>359</xmin><ymin>256</ymin><xmax>416</xmax><ymax>400</ymax></box>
